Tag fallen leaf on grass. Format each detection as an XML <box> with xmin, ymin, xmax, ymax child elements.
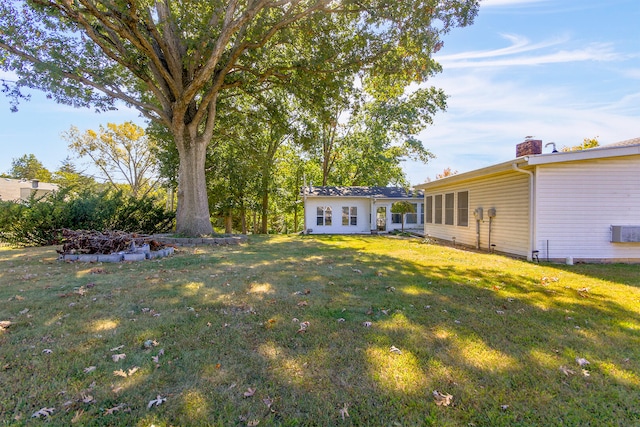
<box><xmin>244</xmin><ymin>388</ymin><xmax>256</xmax><ymax>398</ymax></box>
<box><xmin>247</xmin><ymin>420</ymin><xmax>260</xmax><ymax>426</ymax></box>
<box><xmin>112</xmin><ymin>353</ymin><xmax>126</xmax><ymax>362</ymax></box>
<box><xmin>297</xmin><ymin>301</ymin><xmax>308</xmax><ymax>307</ymax></box>
<box><xmin>19</xmin><ymin>308</ymin><xmax>29</xmax><ymax>315</ymax></box>
<box><xmin>362</xmin><ymin>321</ymin><xmax>372</xmax><ymax>327</ymax></box>
<box><xmin>147</xmin><ymin>395</ymin><xmax>166</xmax><ymax>409</ymax></box>
<box><xmin>337</xmin><ymin>318</ymin><xmax>346</xmax><ymax>322</ymax></box>
<box><xmin>263</xmin><ymin>397</ymin><xmax>273</xmax><ymax>408</ymax></box>
<box><xmin>84</xmin><ymin>366</ymin><xmax>96</xmax><ymax>374</ymax></box>
<box><xmin>559</xmin><ymin>366</ymin><xmax>575</xmax><ymax>376</ymax></box>
<box><xmin>42</xmin><ymin>349</ymin><xmax>53</xmax><ymax>354</ymax></box>
<box><xmin>104</xmin><ymin>403</ymin><xmax>127</xmax><ymax>415</ymax></box>
<box><xmin>143</xmin><ymin>339</ymin><xmax>159</xmax><ymax>349</ymax></box>
<box><xmin>576</xmin><ymin>357</ymin><xmax>590</xmax><ymax>367</ymax></box>
<box><xmin>339</xmin><ymin>403</ymin><xmax>350</xmax><ymax>420</ymax></box>
<box><xmin>110</xmin><ymin>345</ymin><xmax>124</xmax><ymax>352</ymax></box>
<box><xmin>0</xmin><ymin>320</ymin><xmax>12</xmax><ymax>331</ymax></box>
<box><xmin>352</xmin><ymin>268</ymin><xmax>362</xmax><ymax>274</ymax></box>
<box><xmin>297</xmin><ymin>321</ymin><xmax>310</xmax><ymax>333</ymax></box>
<box><xmin>390</xmin><ymin>345</ymin><xmax>402</xmax><ymax>355</ymax></box>
<box><xmin>32</xmin><ymin>407</ymin><xmax>55</xmax><ymax>418</ymax></box>
<box><xmin>114</xmin><ymin>366</ymin><xmax>139</xmax><ymax>377</ymax></box>
<box><xmin>433</xmin><ymin>390</ymin><xmax>453</xmax><ymax>406</ymax></box>
<box><xmin>80</xmin><ymin>393</ymin><xmax>95</xmax><ymax>404</ymax></box>
<box><xmin>582</xmin><ymin>369</ymin><xmax>591</xmax><ymax>377</ymax></box>
<box><xmin>71</xmin><ymin>409</ymin><xmax>84</xmax><ymax>423</ymax></box>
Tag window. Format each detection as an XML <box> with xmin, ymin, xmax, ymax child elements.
<box><xmin>426</xmin><ymin>196</ymin><xmax>433</xmax><ymax>223</ymax></box>
<box><xmin>405</xmin><ymin>203</ymin><xmax>418</xmax><ymax>224</ymax></box>
<box><xmin>445</xmin><ymin>193</ymin><xmax>454</xmax><ymax>225</ymax></box>
<box><xmin>457</xmin><ymin>191</ymin><xmax>469</xmax><ymax>226</ymax></box>
<box><xmin>392</xmin><ymin>212</ymin><xmax>402</xmax><ymax>224</ymax></box>
<box><xmin>434</xmin><ymin>195</ymin><xmax>442</xmax><ymax>224</ymax></box>
<box><xmin>420</xmin><ymin>203</ymin><xmax>425</xmax><ymax>224</ymax></box>
<box><xmin>316</xmin><ymin>206</ymin><xmax>332</xmax><ymax>226</ymax></box>
<box><xmin>342</xmin><ymin>206</ymin><xmax>357</xmax><ymax>226</ymax></box>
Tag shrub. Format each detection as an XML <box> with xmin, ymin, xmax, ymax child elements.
<box><xmin>0</xmin><ymin>188</ymin><xmax>175</xmax><ymax>247</ymax></box>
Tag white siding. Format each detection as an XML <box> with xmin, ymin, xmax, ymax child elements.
<box><xmin>424</xmin><ymin>172</ymin><xmax>531</xmax><ymax>258</ymax></box>
<box><xmin>304</xmin><ymin>197</ymin><xmax>372</xmax><ymax>234</ymax></box>
<box><xmin>535</xmin><ymin>156</ymin><xmax>640</xmax><ymax>261</ymax></box>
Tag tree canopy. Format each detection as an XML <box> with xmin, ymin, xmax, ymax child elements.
<box><xmin>63</xmin><ymin>122</ymin><xmax>160</xmax><ymax>198</ymax></box>
<box><xmin>8</xmin><ymin>154</ymin><xmax>52</xmax><ymax>181</ymax></box>
<box><xmin>0</xmin><ymin>0</ymin><xmax>480</xmax><ymax>236</ymax></box>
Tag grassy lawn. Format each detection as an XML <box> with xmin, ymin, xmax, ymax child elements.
<box><xmin>1</xmin><ymin>235</ymin><xmax>639</xmax><ymax>426</ymax></box>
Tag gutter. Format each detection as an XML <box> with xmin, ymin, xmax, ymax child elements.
<box><xmin>512</xmin><ymin>160</ymin><xmax>535</xmax><ymax>261</ymax></box>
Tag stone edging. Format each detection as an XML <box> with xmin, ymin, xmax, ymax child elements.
<box><xmin>60</xmin><ymin>246</ymin><xmax>175</xmax><ymax>263</ymax></box>
<box><xmin>58</xmin><ymin>235</ymin><xmax>248</xmax><ymax>263</ymax></box>
<box><xmin>151</xmin><ymin>234</ymin><xmax>248</xmax><ymax>246</ymax></box>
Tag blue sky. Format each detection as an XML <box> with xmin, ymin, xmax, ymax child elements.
<box><xmin>1</xmin><ymin>0</ymin><xmax>639</xmax><ymax>185</ymax></box>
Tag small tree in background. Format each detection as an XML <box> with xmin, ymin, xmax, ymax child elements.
<box><xmin>561</xmin><ymin>137</ymin><xmax>600</xmax><ymax>152</ymax></box>
<box><xmin>436</xmin><ymin>167</ymin><xmax>458</xmax><ymax>180</ymax></box>
<box><xmin>391</xmin><ymin>201</ymin><xmax>416</xmax><ymax>233</ymax></box>
<box><xmin>64</xmin><ymin>122</ymin><xmax>159</xmax><ymax>198</ymax></box>
<box><xmin>9</xmin><ymin>154</ymin><xmax>52</xmax><ymax>181</ymax></box>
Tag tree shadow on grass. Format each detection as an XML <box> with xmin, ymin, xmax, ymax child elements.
<box><xmin>1</xmin><ymin>236</ymin><xmax>639</xmax><ymax>426</ymax></box>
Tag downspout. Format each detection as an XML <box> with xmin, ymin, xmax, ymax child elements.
<box><xmin>512</xmin><ymin>160</ymin><xmax>535</xmax><ymax>261</ymax></box>
<box><xmin>302</xmin><ymin>186</ymin><xmax>308</xmax><ymax>234</ymax></box>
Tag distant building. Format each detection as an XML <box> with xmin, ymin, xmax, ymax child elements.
<box><xmin>0</xmin><ymin>178</ymin><xmax>59</xmax><ymax>202</ymax></box>
<box><xmin>301</xmin><ymin>186</ymin><xmax>424</xmax><ymax>234</ymax></box>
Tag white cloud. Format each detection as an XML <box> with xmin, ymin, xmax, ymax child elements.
<box><xmin>437</xmin><ymin>34</ymin><xmax>622</xmax><ymax>69</ymax></box>
<box><xmin>438</xmin><ymin>33</ymin><xmax>565</xmax><ymax>61</ymax></box>
<box><xmin>403</xmin><ymin>65</ymin><xmax>639</xmax><ymax>184</ymax></box>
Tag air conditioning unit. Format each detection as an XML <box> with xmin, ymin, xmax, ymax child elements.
<box><xmin>611</xmin><ymin>226</ymin><xmax>640</xmax><ymax>243</ymax></box>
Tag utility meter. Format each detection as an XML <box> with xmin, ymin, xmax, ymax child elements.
<box><xmin>474</xmin><ymin>207</ymin><xmax>483</xmax><ymax>220</ymax></box>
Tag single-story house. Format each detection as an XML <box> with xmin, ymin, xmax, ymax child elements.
<box><xmin>0</xmin><ymin>178</ymin><xmax>59</xmax><ymax>202</ymax></box>
<box><xmin>301</xmin><ymin>186</ymin><xmax>424</xmax><ymax>234</ymax></box>
<box><xmin>415</xmin><ymin>137</ymin><xmax>640</xmax><ymax>263</ymax></box>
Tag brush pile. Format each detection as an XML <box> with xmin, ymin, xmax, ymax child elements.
<box><xmin>56</xmin><ymin>229</ymin><xmax>166</xmax><ymax>255</ymax></box>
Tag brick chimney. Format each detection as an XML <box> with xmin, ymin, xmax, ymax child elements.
<box><xmin>516</xmin><ymin>139</ymin><xmax>542</xmax><ymax>157</ymax></box>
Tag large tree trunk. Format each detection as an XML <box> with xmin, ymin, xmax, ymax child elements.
<box><xmin>175</xmin><ymin>135</ymin><xmax>214</xmax><ymax>236</ymax></box>
<box><xmin>240</xmin><ymin>204</ymin><xmax>247</xmax><ymax>234</ymax></box>
<box><xmin>224</xmin><ymin>210</ymin><xmax>233</xmax><ymax>234</ymax></box>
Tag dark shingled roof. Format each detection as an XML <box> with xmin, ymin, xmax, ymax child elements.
<box><xmin>302</xmin><ymin>186</ymin><xmax>423</xmax><ymax>198</ymax></box>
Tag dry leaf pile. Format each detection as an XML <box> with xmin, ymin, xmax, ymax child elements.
<box><xmin>433</xmin><ymin>390</ymin><xmax>453</xmax><ymax>406</ymax></box>
<box><xmin>56</xmin><ymin>229</ymin><xmax>167</xmax><ymax>255</ymax></box>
